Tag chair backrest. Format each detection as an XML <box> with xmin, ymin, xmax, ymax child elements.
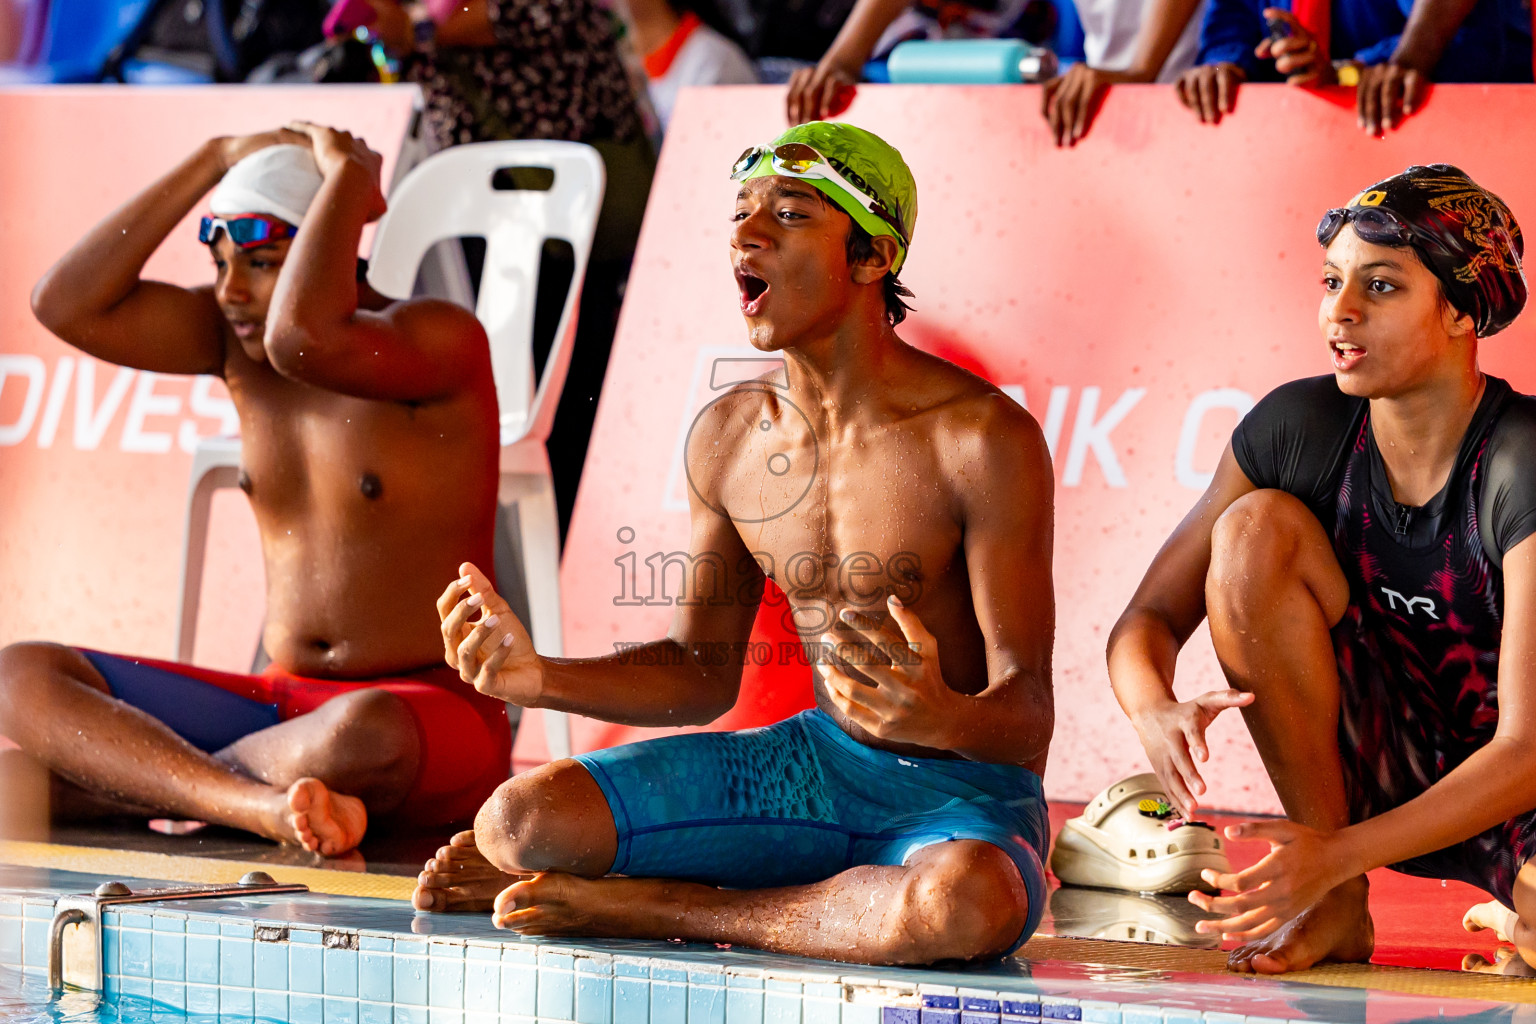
<box><xmin>32</xmin><ymin>0</ymin><xmax>155</xmax><ymax>78</ymax></box>
<box><xmin>368</xmin><ymin>140</ymin><xmax>606</xmax><ymax>448</ymax></box>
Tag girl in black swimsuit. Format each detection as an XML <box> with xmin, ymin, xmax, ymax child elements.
<box><xmin>1107</xmin><ymin>164</ymin><xmax>1532</xmax><ymax>974</ymax></box>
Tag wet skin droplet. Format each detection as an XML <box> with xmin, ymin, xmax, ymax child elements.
<box><xmin>360</xmin><ymin>472</ymin><xmax>383</xmax><ymax>500</ymax></box>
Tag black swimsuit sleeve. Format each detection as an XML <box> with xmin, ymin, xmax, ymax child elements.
<box><xmin>1480</xmin><ymin>394</ymin><xmax>1536</xmax><ymax>570</ymax></box>
<box><xmin>1230</xmin><ymin>376</ymin><xmax>1361</xmax><ymax>527</ymax></box>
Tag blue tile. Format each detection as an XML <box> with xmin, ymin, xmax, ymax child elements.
<box><xmin>185</xmin><ymin>982</ymin><xmax>219</xmax><ymax>1015</ymax></box>
<box><xmin>101</xmin><ymin>922</ymin><xmax>121</xmax><ymax>978</ymax></box>
<box><xmin>255</xmin><ymin>990</ymin><xmax>289</xmax><ymax>1022</ymax></box>
<box><xmin>120</xmin><ymin>976</ymin><xmax>153</xmax><ymax>999</ymax></box>
<box><xmin>121</xmin><ymin>925</ymin><xmax>153</xmax><ymax>979</ymax></box>
<box><xmin>727</xmin><ymin>985</ymin><xmax>764</xmax><ymax>1024</ymax></box>
<box><xmin>538</xmin><ymin>961</ymin><xmax>576</xmax><ymax>1021</ymax></box>
<box><xmin>220</xmin><ymin>934</ymin><xmax>253</xmax><ymax>988</ymax></box>
<box><xmin>577</xmin><ymin>972</ymin><xmax>614</xmax><ymax>1024</ymax></box>
<box><xmin>185</xmin><ymin>915</ymin><xmax>220</xmax><ymax>936</ymax></box>
<box><xmin>326</xmin><ymin>947</ymin><xmax>359</xmax><ymax>997</ymax></box>
<box><xmin>221</xmin><ymin>920</ymin><xmax>255</xmax><ymax>938</ymax></box>
<box><xmin>1001</xmin><ymin>1000</ymin><xmax>1040</xmax><ymax>1019</ymax></box>
<box><xmin>22</xmin><ymin>900</ymin><xmax>55</xmax><ymax>919</ymax></box>
<box><xmin>1078</xmin><ymin>1002</ymin><xmax>1119</xmax><ymax>1024</ymax></box>
<box><xmin>0</xmin><ymin>914</ymin><xmax>21</xmax><ymax>967</ymax></box>
<box><xmin>430</xmin><ymin>943</ymin><xmax>466</xmax><ymax>1009</ymax></box>
<box><xmin>1158</xmin><ymin>1013</ymin><xmax>1200</xmax><ymax>1024</ymax></box>
<box><xmin>883</xmin><ymin>1010</ymin><xmax>919</xmax><ymax>1024</ymax></box>
<box><xmin>921</xmin><ymin>1012</ymin><xmax>958</xmax><ymax>1024</ymax></box>
<box><xmin>651</xmin><ymin>973</ymin><xmax>686</xmax><ymax>1024</ymax></box>
<box><xmin>766</xmin><ymin>990</ymin><xmax>801</xmax><ymax>1024</ymax></box>
<box><xmin>397</xmin><ymin>949</ymin><xmax>430</xmax><ymax>1006</ymax></box>
<box><xmin>1115</xmin><ymin>1010</ymin><xmax>1159</xmax><ymax>1024</ymax></box>
<box><xmin>291</xmin><ymin>927</ymin><xmax>325</xmax><ymax>944</ymax></box>
<box><xmin>292</xmin><ymin>992</ymin><xmax>326</xmax><ymax>1024</ymax></box>
<box><xmin>428</xmin><ymin>1009</ymin><xmax>466</xmax><ymax>1024</ymax></box>
<box><xmin>22</xmin><ymin>918</ymin><xmax>47</xmax><ymax>967</ymax></box>
<box><xmin>150</xmin><ymin>913</ymin><xmax>186</xmax><ymax>932</ymax></box>
<box><xmin>185</xmin><ymin>934</ymin><xmax>218</xmax><ymax>985</ymax></box>
<box><xmin>1041</xmin><ymin>1001</ymin><xmax>1080</xmax><ymax>1022</ymax></box>
<box><xmin>326</xmin><ymin>996</ymin><xmax>362</xmax><ymax>1024</ymax></box>
<box><xmin>465</xmin><ymin>955</ymin><xmax>499</xmax><ymax>1013</ymax></box>
<box><xmin>615</xmin><ymin>975</ymin><xmax>650</xmax><ymax>1024</ymax></box>
<box><xmin>963</xmin><ymin>1016</ymin><xmax>1000</xmax><ymax>1024</ymax></box>
<box><xmin>359</xmin><ymin>950</ymin><xmax>393</xmax><ymax>1002</ymax></box>
<box><xmin>503</xmin><ymin>957</ymin><xmax>538</xmax><ymax>1015</ymax></box>
<box><xmin>292</xmin><ymin>940</ymin><xmax>325</xmax><ymax>994</ymax></box>
<box><xmin>254</xmin><ymin>938</ymin><xmax>288</xmax><ymax>990</ymax></box>
<box><xmin>843</xmin><ymin>1007</ymin><xmax>879</xmax><ymax>1024</ymax></box>
<box><xmin>221</xmin><ymin>985</ymin><xmax>255</xmax><ymax>1017</ymax></box>
<box><xmin>690</xmin><ymin>973</ymin><xmax>727</xmax><ymax>1024</ymax></box>
<box><xmin>152</xmin><ymin>930</ymin><xmax>186</xmax><ymax>981</ymax></box>
<box><xmin>395</xmin><ymin>1008</ymin><xmax>430</xmax><ymax>1024</ymax></box>
<box><xmin>121</xmin><ymin>910</ymin><xmax>155</xmax><ymax>931</ymax></box>
<box><xmin>152</xmin><ymin>980</ymin><xmax>186</xmax><ymax>1009</ymax></box>
<box><xmin>923</xmin><ymin>998</ymin><xmax>960</xmax><ymax>1011</ymax></box>
<box><xmin>360</xmin><ymin>933</ymin><xmax>394</xmax><ymax>952</ymax></box>
<box><xmin>360</xmin><ymin>1001</ymin><xmax>393</xmax><ymax>1024</ymax></box>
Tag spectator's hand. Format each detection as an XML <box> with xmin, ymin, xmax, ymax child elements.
<box><xmin>1356</xmin><ymin>61</ymin><xmax>1427</xmax><ymax>135</ymax></box>
<box><xmin>285</xmin><ymin>121</ymin><xmax>387</xmax><ymax>220</ymax></box>
<box><xmin>438</xmin><ymin>562</ymin><xmax>544</xmax><ymax>706</ymax></box>
<box><xmin>1129</xmin><ymin>688</ymin><xmax>1254</xmax><ymax>817</ymax></box>
<box><xmin>1176</xmin><ymin>63</ymin><xmax>1245</xmax><ymax>124</ymax></box>
<box><xmin>215</xmin><ymin>128</ymin><xmax>310</xmax><ymax>173</ymax></box>
<box><xmin>786</xmin><ymin>53</ymin><xmax>859</xmax><ymax>124</ymax></box>
<box><xmin>1041</xmin><ymin>64</ymin><xmax>1126</xmax><ymax>147</ymax></box>
<box><xmin>1254</xmin><ymin>8</ymin><xmax>1330</xmax><ymax>85</ymax></box>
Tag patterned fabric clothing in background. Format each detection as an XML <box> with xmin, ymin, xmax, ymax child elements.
<box><xmin>408</xmin><ymin>0</ymin><xmax>646</xmax><ymax>148</ymax></box>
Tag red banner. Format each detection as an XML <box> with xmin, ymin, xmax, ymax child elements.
<box><xmin>536</xmin><ymin>83</ymin><xmax>1536</xmax><ymax>813</ymax></box>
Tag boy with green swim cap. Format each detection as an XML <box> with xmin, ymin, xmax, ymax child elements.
<box><xmin>419</xmin><ymin>121</ymin><xmax>1056</xmax><ymax>968</ymax></box>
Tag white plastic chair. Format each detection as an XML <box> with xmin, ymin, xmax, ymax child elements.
<box><xmin>175</xmin><ymin>139</ymin><xmax>605</xmax><ymax>763</ymax></box>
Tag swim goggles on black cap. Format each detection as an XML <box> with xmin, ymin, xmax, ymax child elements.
<box><xmin>199</xmin><ymin>214</ymin><xmax>298</xmax><ymax>250</ymax></box>
<box><xmin>730</xmin><ymin>142</ymin><xmax>909</xmax><ymax>245</ymax></box>
<box><xmin>1315</xmin><ymin>205</ymin><xmax>1452</xmax><ymax>259</ymax></box>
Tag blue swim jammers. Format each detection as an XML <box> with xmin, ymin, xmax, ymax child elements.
<box><xmin>571</xmin><ymin>708</ymin><xmax>1049</xmax><ymax>953</ymax></box>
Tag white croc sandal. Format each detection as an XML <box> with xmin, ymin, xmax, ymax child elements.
<box><xmin>1050</xmin><ymin>772</ymin><xmax>1230</xmax><ymax>894</ymax></box>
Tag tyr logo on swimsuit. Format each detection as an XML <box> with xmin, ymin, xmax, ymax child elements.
<box><xmin>1380</xmin><ymin>587</ymin><xmax>1440</xmax><ymax>620</ymax></box>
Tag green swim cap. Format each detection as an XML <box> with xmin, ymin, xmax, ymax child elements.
<box><xmin>735</xmin><ymin>121</ymin><xmax>917</xmax><ymax>273</ymax></box>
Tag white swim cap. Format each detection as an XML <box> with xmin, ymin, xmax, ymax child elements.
<box><xmin>209</xmin><ymin>145</ymin><xmax>323</xmax><ymax>227</ymax></box>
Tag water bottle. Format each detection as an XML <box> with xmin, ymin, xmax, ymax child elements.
<box><xmin>885</xmin><ymin>39</ymin><xmax>1059</xmax><ymax>84</ymax></box>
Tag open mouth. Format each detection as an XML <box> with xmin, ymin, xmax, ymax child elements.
<box><xmin>1330</xmin><ymin>339</ymin><xmax>1365</xmax><ymax>370</ymax></box>
<box><xmin>735</xmin><ymin>267</ymin><xmax>770</xmax><ymax>317</ymax></box>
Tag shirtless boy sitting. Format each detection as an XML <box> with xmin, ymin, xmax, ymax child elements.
<box><xmin>413</xmin><ymin>121</ymin><xmax>1056</xmax><ymax>966</ymax></box>
<box><xmin>1107</xmin><ymin>165</ymin><xmax>1536</xmax><ymax>974</ymax></box>
<box><xmin>0</xmin><ymin>122</ymin><xmax>505</xmax><ymax>856</ymax></box>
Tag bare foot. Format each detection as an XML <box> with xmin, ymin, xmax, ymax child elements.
<box><xmin>492</xmin><ymin>871</ymin><xmax>628</xmax><ymax>936</ymax></box>
<box><xmin>1463</xmin><ymin>899</ymin><xmax>1519</xmax><ymax>943</ymax></box>
<box><xmin>1463</xmin><ymin>947</ymin><xmax>1536</xmax><ymax>976</ymax></box>
<box><xmin>412</xmin><ymin>830</ymin><xmax>525</xmax><ymax>912</ymax></box>
<box><xmin>1227</xmin><ymin>877</ymin><xmax>1374</xmax><ymax>974</ymax></box>
<box><xmin>286</xmin><ymin>778</ymin><xmax>367</xmax><ymax>857</ymax></box>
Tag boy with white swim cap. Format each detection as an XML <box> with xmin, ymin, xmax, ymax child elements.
<box><xmin>414</xmin><ymin>121</ymin><xmax>1057</xmax><ymax>966</ymax></box>
<box><xmin>3</xmin><ymin>124</ymin><xmax>507</xmax><ymax>856</ymax></box>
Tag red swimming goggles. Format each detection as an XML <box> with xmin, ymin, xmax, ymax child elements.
<box><xmin>199</xmin><ymin>214</ymin><xmax>298</xmax><ymax>250</ymax></box>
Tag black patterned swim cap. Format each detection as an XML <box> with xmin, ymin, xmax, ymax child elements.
<box><xmin>1318</xmin><ymin>165</ymin><xmax>1526</xmax><ymax>338</ymax></box>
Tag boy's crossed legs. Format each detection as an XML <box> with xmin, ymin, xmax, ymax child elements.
<box><xmin>415</xmin><ymin>710</ymin><xmax>1049</xmax><ymax>965</ymax></box>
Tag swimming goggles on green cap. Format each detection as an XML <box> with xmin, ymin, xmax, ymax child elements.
<box><xmin>730</xmin><ymin>143</ymin><xmax>910</xmax><ymax>246</ymax></box>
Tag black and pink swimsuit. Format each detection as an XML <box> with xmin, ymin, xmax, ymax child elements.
<box><xmin>1233</xmin><ymin>375</ymin><xmax>1536</xmax><ymax>905</ymax></box>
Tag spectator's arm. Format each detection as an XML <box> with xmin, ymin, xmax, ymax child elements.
<box><xmin>1122</xmin><ymin>0</ymin><xmax>1206</xmax><ymax>79</ymax></box>
<box><xmin>786</xmin><ymin>0</ymin><xmax>909</xmax><ymax>123</ymax></box>
<box><xmin>1391</xmin><ymin>0</ymin><xmax>1479</xmax><ymax>73</ymax></box>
